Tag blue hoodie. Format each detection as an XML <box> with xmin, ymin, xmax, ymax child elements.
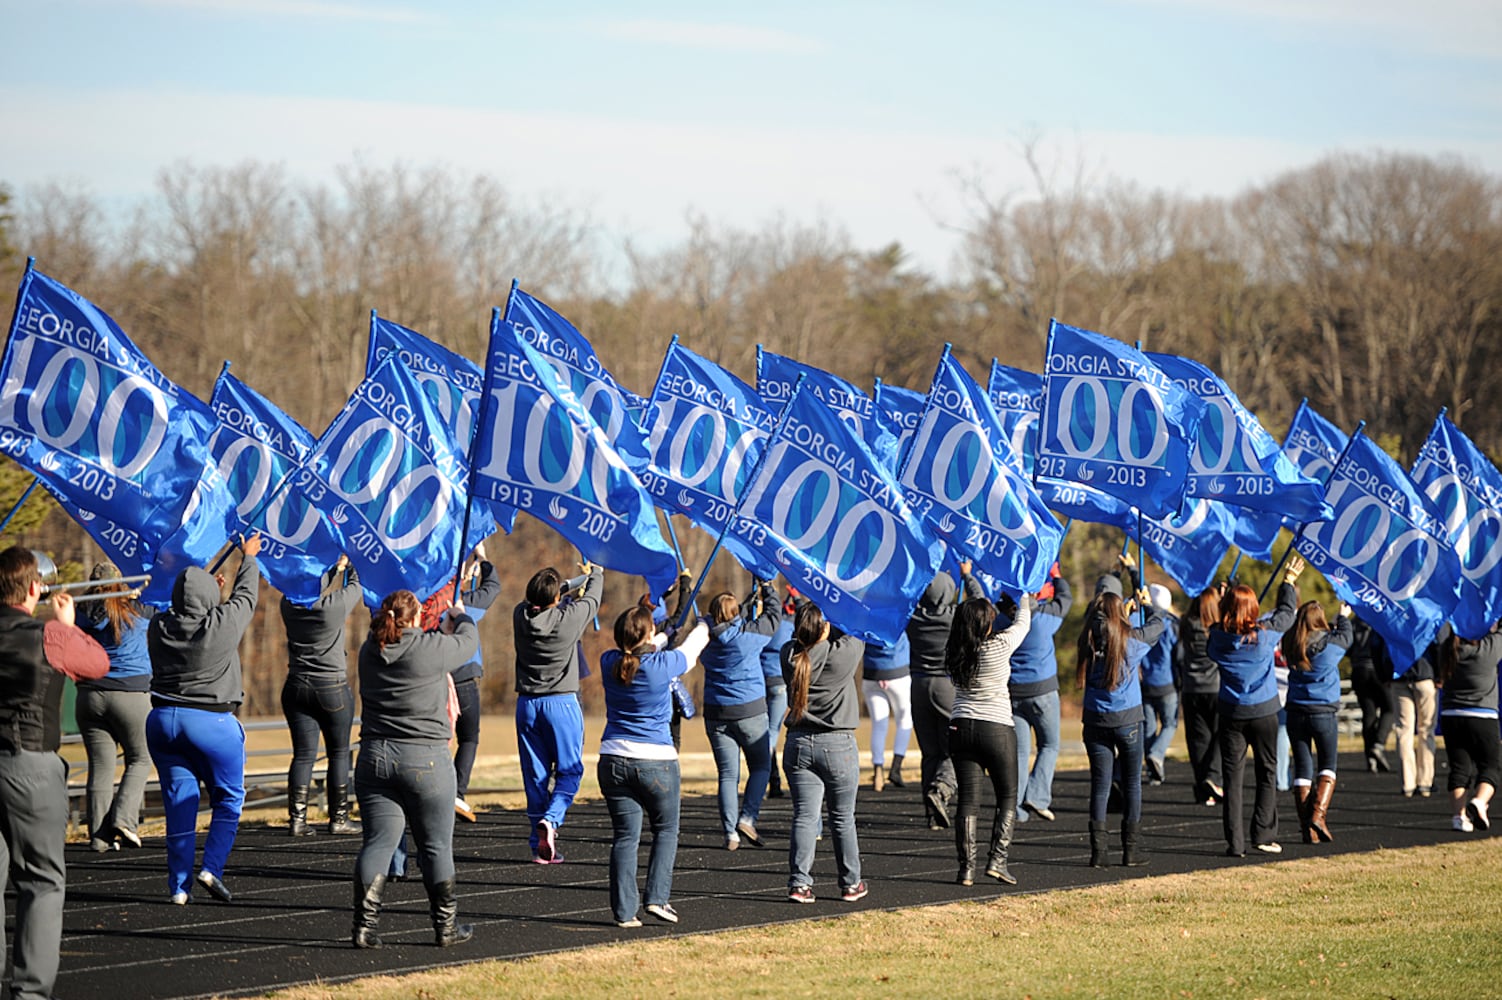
<box><xmin>1139</xmin><ymin>613</ymin><xmax>1180</xmax><ymax>696</ymax></box>
<box><xmin>1208</xmin><ymin>583</ymin><xmax>1298</xmax><ymax>719</ymax></box>
<box><xmin>701</xmin><ymin>602</ymin><xmax>782</xmax><ymax>720</ymax></box>
<box><xmin>1286</xmin><ymin>615</ymin><xmax>1353</xmax><ymax>711</ymax></box>
<box><xmin>1009</xmin><ymin>575</ymin><xmax>1072</xmax><ymax>697</ymax></box>
<box><xmin>77</xmin><ymin>606</ymin><xmax>152</xmax><ymax>692</ymax></box>
<box><xmin>862</xmin><ymin>632</ymin><xmax>911</xmax><ymax>682</ymax></box>
<box><xmin>760</xmin><ymin>614</ymin><xmax>795</xmax><ymax>687</ymax></box>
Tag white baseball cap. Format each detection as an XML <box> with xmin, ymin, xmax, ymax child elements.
<box><xmin>1148</xmin><ymin>583</ymin><xmax>1173</xmax><ymax>612</ymax></box>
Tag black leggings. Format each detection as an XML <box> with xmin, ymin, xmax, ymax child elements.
<box><xmin>1442</xmin><ymin>714</ymin><xmax>1502</xmax><ymax>792</ymax></box>
<box><xmin>947</xmin><ymin>717</ymin><xmax>1018</xmax><ymax>824</ymax></box>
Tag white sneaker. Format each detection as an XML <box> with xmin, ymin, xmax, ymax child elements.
<box><xmin>455</xmin><ymin>797</ymin><xmax>477</xmax><ymax>822</ymax></box>
<box><xmin>1453</xmin><ymin>814</ymin><xmax>1476</xmax><ymax>833</ymax></box>
<box><xmin>1466</xmin><ymin>798</ymin><xmax>1491</xmax><ymax>831</ymax></box>
<box><xmin>170</xmin><ymin>891</ymin><xmax>189</xmax><ymax>905</ymax></box>
<box><xmin>1254</xmin><ymin>842</ymin><xmax>1283</xmax><ymax>855</ymax></box>
<box><xmin>645</xmin><ymin>902</ymin><xmax>679</xmax><ymax>924</ymax></box>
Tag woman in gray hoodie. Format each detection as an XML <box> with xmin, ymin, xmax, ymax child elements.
<box><xmin>146</xmin><ymin>534</ymin><xmax>262</xmax><ymax>905</ymax></box>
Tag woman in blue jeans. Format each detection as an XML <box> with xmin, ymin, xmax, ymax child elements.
<box><xmin>598</xmin><ymin>602</ymin><xmax>709</xmax><ymax>927</ymax></box>
<box><xmin>352</xmin><ymin>589</ymin><xmax>478</xmax><ymax>949</ymax></box>
<box><xmin>781</xmin><ymin>602</ymin><xmax>867</xmax><ymax>904</ymax></box>
<box><xmin>77</xmin><ymin>561</ymin><xmax>153</xmax><ymax>852</ymax></box>
<box><xmin>700</xmin><ymin>583</ymin><xmax>782</xmax><ymax>850</ymax></box>
<box><xmin>1280</xmin><ymin>599</ymin><xmax>1352</xmax><ymax>843</ymax></box>
<box><xmin>1077</xmin><ymin>585</ymin><xmax>1163</xmax><ymax>868</ymax></box>
<box><xmin>279</xmin><ymin>556</ymin><xmax>363</xmax><ymax>836</ymax></box>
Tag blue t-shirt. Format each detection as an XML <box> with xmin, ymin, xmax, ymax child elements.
<box><xmin>600</xmin><ymin>648</ymin><xmax>691</xmax><ymax>747</ymax></box>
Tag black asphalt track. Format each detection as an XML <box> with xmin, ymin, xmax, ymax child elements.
<box><xmin>39</xmin><ymin>753</ymin><xmax>1477</xmax><ymax>999</ymax></box>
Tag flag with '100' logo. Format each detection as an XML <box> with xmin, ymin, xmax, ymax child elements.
<box><xmin>208</xmin><ymin>367</ymin><xmax>348</xmax><ymax>606</ymax></box>
<box><xmin>735</xmin><ymin>379</ymin><xmax>944</xmax><ymax>645</ymax></box>
<box><xmin>0</xmin><ymin>266</ymin><xmax>236</xmax><ymax>602</ymax></box>
<box><xmin>1038</xmin><ymin>320</ymin><xmax>1206</xmax><ymax>519</ymax></box>
<box><xmin>1295</xmin><ymin>431</ymin><xmax>1463</xmax><ymax>672</ymax></box>
<box><xmin>640</xmin><ymin>338</ymin><xmax>781</xmax><ymax>581</ymax></box>
<box><xmin>472</xmin><ymin>304</ymin><xmax>679</xmax><ymax>597</ymax></box>
<box><xmin>299</xmin><ymin>352</ymin><xmax>481</xmax><ymax>606</ymax></box>
<box><xmin>1409</xmin><ymin>413</ymin><xmax>1502</xmax><ymax>641</ymax></box>
<box><xmin>872</xmin><ymin>380</ymin><xmax>924</xmax><ymax>474</ymax></box>
<box><xmin>900</xmin><ymin>347</ymin><xmax>1060</xmax><ymax>596</ymax></box>
<box><xmin>1130</xmin><ymin>496</ymin><xmax>1237</xmax><ymax>597</ymax></box>
<box><xmin>757</xmin><ymin>348</ymin><xmax>899</xmax><ymax>472</ymax></box>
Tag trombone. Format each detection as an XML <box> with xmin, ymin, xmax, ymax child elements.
<box><xmin>32</xmin><ymin>551</ymin><xmax>151</xmax><ymax>604</ymax></box>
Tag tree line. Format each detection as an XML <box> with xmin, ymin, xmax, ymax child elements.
<box><xmin>1</xmin><ymin>147</ymin><xmax>1498</xmax><ymax>717</ymax></box>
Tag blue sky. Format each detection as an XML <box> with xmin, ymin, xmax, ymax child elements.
<box><xmin>2</xmin><ymin>0</ymin><xmax>1498</xmax><ymax>277</ymax></box>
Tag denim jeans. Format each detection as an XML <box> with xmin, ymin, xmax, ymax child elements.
<box><xmin>1287</xmin><ymin>708</ymin><xmax>1339</xmax><ymax>782</ymax></box>
<box><xmin>354</xmin><ymin>738</ymin><xmax>457</xmax><ymax>888</ymax></box>
<box><xmin>1083</xmin><ymin>721</ymin><xmax>1143</xmax><ymax>823</ymax></box>
<box><xmin>598</xmin><ymin>754</ymin><xmax>681</xmax><ymax>922</ymax></box>
<box><xmin>784</xmin><ymin>729</ymin><xmax>862</xmax><ymax>892</ymax></box>
<box><xmin>1012</xmin><ymin>690</ymin><xmax>1060</xmax><ymax>817</ymax></box>
<box><xmin>451</xmin><ymin>677</ymin><xmax>482</xmax><ymax>798</ymax></box>
<box><xmin>706</xmin><ymin>714</ymin><xmax>771</xmax><ymax>835</ymax></box>
<box><xmin>281</xmin><ymin>675</ymin><xmax>354</xmax><ymax>790</ymax></box>
<box><xmin>1276</xmin><ymin>707</ymin><xmax>1291</xmax><ymax>791</ymax></box>
<box><xmin>1142</xmin><ymin>689</ymin><xmax>1180</xmax><ymax>768</ymax></box>
<box><xmin>765</xmin><ymin>682</ymin><xmax>788</xmax><ymax>776</ymax></box>
<box><xmin>75</xmin><ymin>687</ymin><xmax>152</xmax><ymax>841</ymax></box>
<box><xmin>146</xmin><ymin>706</ymin><xmax>246</xmax><ymax>897</ymax></box>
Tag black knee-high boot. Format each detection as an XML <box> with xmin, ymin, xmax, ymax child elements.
<box><xmin>984</xmin><ymin>807</ymin><xmax>1017</xmax><ymax>885</ymax></box>
<box><xmin>328</xmin><ymin>785</ymin><xmax>361</xmax><ymax>835</ymax></box>
<box><xmin>955</xmin><ymin>815</ymin><xmax>978</xmax><ymax>885</ymax></box>
<box><xmin>428</xmin><ymin>878</ymin><xmax>474</xmax><ymax>947</ymax></box>
<box><xmin>1089</xmin><ymin>821</ymin><xmax>1110</xmax><ymax>868</ymax></box>
<box><xmin>288</xmin><ymin>785</ymin><xmax>313</xmax><ymax>837</ymax></box>
<box><xmin>352</xmin><ymin>875</ymin><xmax>386</xmax><ymax>949</ymax></box>
<box><xmin>1121</xmin><ymin>820</ymin><xmax>1149</xmax><ymax>867</ymax></box>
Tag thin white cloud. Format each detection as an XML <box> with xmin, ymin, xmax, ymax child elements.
<box><xmin>590</xmin><ymin>18</ymin><xmax>823</xmax><ymax>55</ymax></box>
<box><xmin>133</xmin><ymin>0</ymin><xmax>436</xmax><ymax>25</ymax></box>
<box><xmin>1129</xmin><ymin>0</ymin><xmax>1502</xmax><ymax>60</ymax></box>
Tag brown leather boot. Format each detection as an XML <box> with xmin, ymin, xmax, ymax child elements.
<box><xmin>1309</xmin><ymin>774</ymin><xmax>1336</xmax><ymax>843</ymax></box>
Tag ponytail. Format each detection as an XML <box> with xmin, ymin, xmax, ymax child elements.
<box><xmin>1437</xmin><ymin>632</ymin><xmax>1461</xmax><ymax>687</ymax></box>
<box><xmin>371</xmin><ymin>590</ymin><xmax>419</xmax><ymax>647</ymax></box>
<box><xmin>1076</xmin><ymin>593</ymin><xmax>1129</xmax><ymax>690</ymax></box>
<box><xmin>1281</xmin><ymin>601</ymin><xmax>1328</xmax><ymax>672</ymax></box>
<box><xmin>612</xmin><ymin>605</ymin><xmax>656</xmax><ymax>685</ymax></box>
<box><xmin>786</xmin><ymin>603</ymin><xmax>826</xmax><ymax>725</ymax></box>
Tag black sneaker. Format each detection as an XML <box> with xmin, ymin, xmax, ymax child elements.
<box><xmin>840</xmin><ymin>881</ymin><xmax>869</xmax><ymax>902</ymax></box>
<box><xmin>788</xmin><ymin>885</ymin><xmax>815</xmax><ymax>904</ymax></box>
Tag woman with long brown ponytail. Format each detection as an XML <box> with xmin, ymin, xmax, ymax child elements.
<box><xmin>598</xmin><ymin>602</ymin><xmax>709</xmax><ymax>927</ymax></box>
<box><xmin>351</xmin><ymin>589</ymin><xmax>477</xmax><ymax>950</ymax></box>
<box><xmin>1280</xmin><ymin>600</ymin><xmax>1353</xmax><ymax>843</ymax></box>
<box><xmin>781</xmin><ymin>602</ymin><xmax>867</xmax><ymax>904</ymax></box>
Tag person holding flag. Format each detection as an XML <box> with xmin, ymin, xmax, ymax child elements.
<box><xmin>1140</xmin><ymin>584</ymin><xmax>1181</xmax><ymax>787</ymax></box>
<box><xmin>1179</xmin><ymin>584</ymin><xmax>1228</xmax><ymax>806</ymax></box>
<box><xmin>513</xmin><ymin>561</ymin><xmax>602</xmax><ymax>863</ymax></box>
<box><xmin>450</xmin><ymin>545</ymin><xmax>502</xmax><ymax>824</ymax></box>
<box><xmin>1436</xmin><ymin>625</ymin><xmax>1502</xmax><ymax>833</ymax></box>
<box><xmin>1280</xmin><ymin>600</ymin><xmax>1355</xmax><ymax>843</ymax></box>
<box><xmin>1208</xmin><ymin>557</ymin><xmax>1304</xmax><ymax>857</ymax></box>
<box><xmin>862</xmin><ymin>632</ymin><xmax>913</xmax><ymax>793</ymax></box>
<box><xmin>1008</xmin><ymin>563</ymin><xmax>1071</xmax><ymax>822</ymax></box>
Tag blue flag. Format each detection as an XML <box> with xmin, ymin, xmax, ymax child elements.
<box><xmin>1133</xmin><ymin>496</ymin><xmax>1237</xmax><ymax>597</ymax></box>
<box><xmin>735</xmin><ymin>379</ymin><xmax>944</xmax><ymax>644</ymax></box>
<box><xmin>208</xmin><ymin>368</ymin><xmax>347</xmax><ymax>605</ymax></box>
<box><xmin>472</xmin><ymin>306</ymin><xmax>678</xmax><ymax>596</ymax></box>
<box><xmin>1039</xmin><ymin>320</ymin><xmax>1205</xmax><ymax>518</ymax></box>
<box><xmin>367</xmin><ymin>313</ymin><xmax>514</xmax><ymax>539</ymax></box>
<box><xmin>36</xmin><ymin>478</ymin><xmax>154</xmax><ymax>589</ymax></box>
<box><xmin>1410</xmin><ymin>414</ymin><xmax>1502</xmax><ymax>640</ymax></box>
<box><xmin>899</xmin><ymin>348</ymin><xmax>1061</xmax><ymax>595</ymax></box>
<box><xmin>1295</xmin><ymin>431</ymin><xmax>1463</xmax><ymax>672</ymax></box>
<box><xmin>300</xmin><ymin>352</ymin><xmax>477</xmax><ymax>606</ymax></box>
<box><xmin>757</xmin><ymin>348</ymin><xmax>899</xmax><ymax>471</ymax></box>
<box><xmin>639</xmin><ymin>339</ymin><xmax>781</xmax><ymax>580</ymax></box>
<box><xmin>873</xmin><ymin>380</ymin><xmax>925</xmax><ymax>473</ymax></box>
<box><xmin>1231</xmin><ymin>507</ymin><xmax>1284</xmax><ymax>563</ymax></box>
<box><xmin>0</xmin><ymin>267</ymin><xmax>236</xmax><ymax>603</ymax></box>
<box><xmin>503</xmin><ymin>287</ymin><xmax>652</xmax><ymax>471</ymax></box>
<box><xmin>1148</xmin><ymin>353</ymin><xmax>1330</xmax><ymax>522</ymax></box>
<box><xmin>1283</xmin><ymin>399</ymin><xmax>1348</xmax><ymax>483</ymax></box>
<box><xmin>986</xmin><ymin>361</ymin><xmax>1045</xmax><ymax>476</ymax></box>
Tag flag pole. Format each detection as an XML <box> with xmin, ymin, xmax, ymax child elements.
<box><xmin>1259</xmin><ymin>419</ymin><xmax>1366</xmax><ymax>602</ymax></box>
<box><xmin>0</xmin><ymin>479</ymin><xmax>39</xmax><ymax>538</ymax></box>
<box><xmin>674</xmin><ymin>374</ymin><xmax>806</xmax><ymax>630</ymax></box>
<box><xmin>1227</xmin><ymin>548</ymin><xmax>1244</xmax><ymax>582</ymax></box>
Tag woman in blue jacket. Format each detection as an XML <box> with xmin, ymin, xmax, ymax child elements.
<box><xmin>77</xmin><ymin>561</ymin><xmax>153</xmax><ymax>852</ymax></box>
<box><xmin>1207</xmin><ymin>556</ymin><xmax>1303</xmax><ymax>857</ymax></box>
<box><xmin>1280</xmin><ymin>599</ymin><xmax>1353</xmax><ymax>843</ymax></box>
<box><xmin>598</xmin><ymin>603</ymin><xmax>709</xmax><ymax>927</ymax></box>
<box><xmin>759</xmin><ymin>589</ymin><xmax>797</xmax><ymax>799</ymax></box>
<box><xmin>701</xmin><ymin>584</ymin><xmax>781</xmax><ymax>850</ymax></box>
<box><xmin>862</xmin><ymin>632</ymin><xmax>912</xmax><ymax>792</ymax></box>
<box><xmin>1077</xmin><ymin>584</ymin><xmax>1163</xmax><ymax>867</ymax></box>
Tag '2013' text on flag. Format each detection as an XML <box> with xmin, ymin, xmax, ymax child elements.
<box><xmin>1038</xmin><ymin>320</ymin><xmax>1206</xmax><ymax>519</ymax></box>
<box><xmin>1132</xmin><ymin>496</ymin><xmax>1238</xmax><ymax>597</ymax></box>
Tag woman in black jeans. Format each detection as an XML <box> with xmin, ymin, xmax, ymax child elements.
<box><xmin>1178</xmin><ymin>585</ymin><xmax>1226</xmax><ymax>806</ymax></box>
<box><xmin>280</xmin><ymin>556</ymin><xmax>363</xmax><ymax>836</ymax></box>
<box><xmin>945</xmin><ymin>593</ymin><xmax>1032</xmax><ymax>886</ymax></box>
<box><xmin>351</xmin><ymin>589</ymin><xmax>478</xmax><ymax>949</ymax></box>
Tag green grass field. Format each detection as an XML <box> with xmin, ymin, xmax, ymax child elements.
<box><xmin>263</xmin><ymin>838</ymin><xmax>1501</xmax><ymax>1000</ymax></box>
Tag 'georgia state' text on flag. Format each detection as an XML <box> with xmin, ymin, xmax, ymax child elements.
<box><xmin>299</xmin><ymin>352</ymin><xmax>480</xmax><ymax>605</ymax></box>
<box><xmin>899</xmin><ymin>347</ymin><xmax>1061</xmax><ymax>595</ymax></box>
<box><xmin>1283</xmin><ymin>399</ymin><xmax>1348</xmax><ymax>484</ymax></box>
<box><xmin>0</xmin><ymin>266</ymin><xmax>235</xmax><ymax>603</ymax></box>
<box><xmin>1039</xmin><ymin>320</ymin><xmax>1206</xmax><ymax>519</ymax></box>
<box><xmin>757</xmin><ymin>348</ymin><xmax>898</xmax><ymax>471</ymax></box>
<box><xmin>1410</xmin><ymin>413</ymin><xmax>1502</xmax><ymax>641</ymax></box>
<box><xmin>1295</xmin><ymin>430</ymin><xmax>1463</xmax><ymax>672</ymax></box>
<box><xmin>471</xmin><ymin>307</ymin><xmax>679</xmax><ymax>596</ymax></box>
<box><xmin>639</xmin><ymin>338</ymin><xmax>781</xmax><ymax>581</ymax></box>
<box><xmin>1148</xmin><ymin>352</ymin><xmax>1330</xmax><ymax>523</ymax></box>
<box><xmin>208</xmin><ymin>367</ymin><xmax>347</xmax><ymax>606</ymax></box>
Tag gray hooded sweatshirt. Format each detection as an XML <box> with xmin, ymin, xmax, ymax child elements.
<box><xmin>148</xmin><ymin>556</ymin><xmax>260</xmax><ymax>710</ymax></box>
<box><xmin>513</xmin><ymin>565</ymin><xmax>603</xmax><ymax>696</ymax></box>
